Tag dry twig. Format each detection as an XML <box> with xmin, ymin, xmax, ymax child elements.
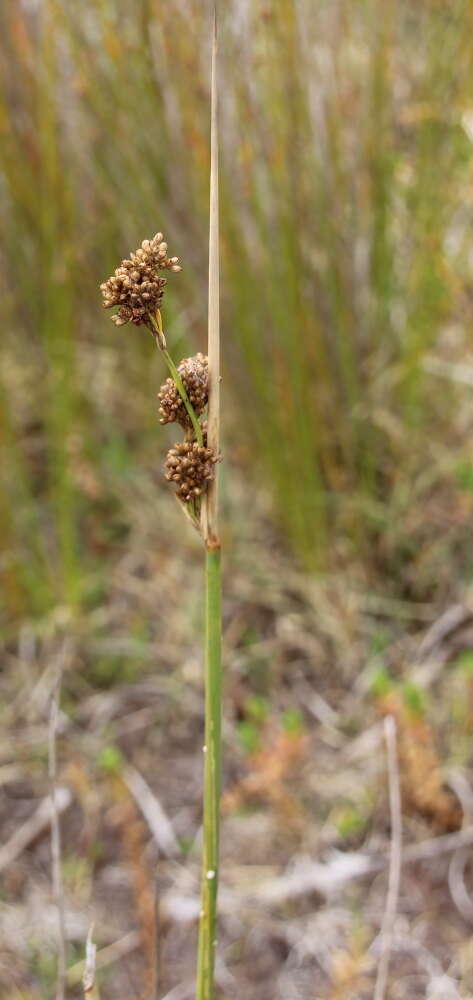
<box><xmin>0</xmin><ymin>785</ymin><xmax>72</xmax><ymax>873</ymax></box>
<box><xmin>448</xmin><ymin>846</ymin><xmax>473</xmax><ymax>924</ymax></box>
<box><xmin>123</xmin><ymin>763</ymin><xmax>180</xmax><ymax>857</ymax></box>
<box><xmin>374</xmin><ymin>715</ymin><xmax>402</xmax><ymax>1000</ymax></box>
<box><xmin>49</xmin><ymin>670</ymin><xmax>66</xmax><ymax>1000</ymax></box>
<box><xmin>67</xmin><ymin>930</ymin><xmax>140</xmax><ymax>988</ymax></box>
<box><xmin>116</xmin><ymin>790</ymin><xmax>159</xmax><ymax>998</ymax></box>
<box><xmin>83</xmin><ymin>923</ymin><xmax>99</xmax><ymax>998</ymax></box>
<box><xmin>157</xmin><ymin>820</ymin><xmax>473</xmax><ymax>921</ymax></box>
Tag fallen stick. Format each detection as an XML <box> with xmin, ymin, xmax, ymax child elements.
<box><xmin>67</xmin><ymin>930</ymin><xmax>140</xmax><ymax>988</ymax></box>
<box><xmin>49</xmin><ymin>671</ymin><xmax>66</xmax><ymax>1000</ymax></box>
<box><xmin>82</xmin><ymin>923</ymin><xmax>98</xmax><ymax>997</ymax></box>
<box><xmin>159</xmin><ymin>823</ymin><xmax>473</xmax><ymax>917</ymax></box>
<box><xmin>374</xmin><ymin>716</ymin><xmax>402</xmax><ymax>1000</ymax></box>
<box><xmin>123</xmin><ymin>763</ymin><xmax>180</xmax><ymax>858</ymax></box>
<box><xmin>0</xmin><ymin>785</ymin><xmax>72</xmax><ymax>874</ymax></box>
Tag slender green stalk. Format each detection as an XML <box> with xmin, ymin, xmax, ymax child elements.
<box><xmin>149</xmin><ymin>312</ymin><xmax>204</xmax><ymax>446</ymax></box>
<box><xmin>162</xmin><ymin>349</ymin><xmax>204</xmax><ymax>447</ymax></box>
<box><xmin>196</xmin><ymin>548</ymin><xmax>221</xmax><ymax>999</ymax></box>
<box><xmin>197</xmin><ymin>6</ymin><xmax>221</xmax><ymax>998</ymax></box>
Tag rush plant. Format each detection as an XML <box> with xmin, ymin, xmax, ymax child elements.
<box><xmin>98</xmin><ymin>17</ymin><xmax>222</xmax><ymax>998</ymax></box>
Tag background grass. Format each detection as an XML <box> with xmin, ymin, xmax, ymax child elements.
<box><xmin>1</xmin><ymin>0</ymin><xmax>473</xmax><ymax>623</ymax></box>
<box><xmin>4</xmin><ymin>6</ymin><xmax>473</xmax><ymax>997</ymax></box>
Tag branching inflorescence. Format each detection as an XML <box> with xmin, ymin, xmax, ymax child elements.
<box><xmin>100</xmin><ymin>234</ymin><xmax>219</xmax><ymax>521</ymax></box>
<box><xmin>158</xmin><ymin>354</ymin><xmax>209</xmax><ymax>428</ymax></box>
<box><xmin>165</xmin><ymin>438</ymin><xmax>218</xmax><ymax>503</ymax></box>
<box><xmin>100</xmin><ymin>233</ymin><xmax>181</xmax><ymax>329</ymax></box>
<box><xmin>101</xmin><ymin>207</ymin><xmax>221</xmax><ymax>1000</ymax></box>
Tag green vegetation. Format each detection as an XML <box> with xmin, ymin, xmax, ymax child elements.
<box><xmin>1</xmin><ymin>11</ymin><xmax>473</xmax><ymax>990</ymax></box>
<box><xmin>97</xmin><ymin>744</ymin><xmax>124</xmax><ymax>775</ymax></box>
<box><xmin>401</xmin><ymin>681</ymin><xmax>427</xmax><ymax>718</ymax></box>
<box><xmin>1</xmin><ymin>1</ymin><xmax>473</xmax><ymax>623</ymax></box>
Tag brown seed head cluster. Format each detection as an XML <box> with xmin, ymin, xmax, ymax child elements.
<box><xmin>100</xmin><ymin>233</ymin><xmax>181</xmax><ymax>328</ymax></box>
<box><xmin>165</xmin><ymin>440</ymin><xmax>218</xmax><ymax>503</ymax></box>
<box><xmin>158</xmin><ymin>353</ymin><xmax>208</xmax><ymax>427</ymax></box>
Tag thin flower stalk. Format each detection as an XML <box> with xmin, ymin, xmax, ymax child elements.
<box><xmin>99</xmin><ymin>26</ymin><xmax>222</xmax><ymax>989</ymax></box>
<box><xmin>147</xmin><ymin>312</ymin><xmax>204</xmax><ymax>447</ymax></box>
<box><xmin>197</xmin><ymin>6</ymin><xmax>221</xmax><ymax>999</ymax></box>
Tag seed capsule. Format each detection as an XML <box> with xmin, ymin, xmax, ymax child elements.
<box><xmin>99</xmin><ymin>232</ymin><xmax>181</xmax><ymax>328</ymax></box>
<box><xmin>164</xmin><ymin>438</ymin><xmax>219</xmax><ymax>503</ymax></box>
<box><xmin>157</xmin><ymin>354</ymin><xmax>208</xmax><ymax>428</ymax></box>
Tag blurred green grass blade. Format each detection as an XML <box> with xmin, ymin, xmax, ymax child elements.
<box><xmin>1</xmin><ymin>0</ymin><xmax>473</xmax><ymax>619</ymax></box>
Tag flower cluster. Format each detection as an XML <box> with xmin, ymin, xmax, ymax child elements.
<box><xmin>165</xmin><ymin>438</ymin><xmax>219</xmax><ymax>503</ymax></box>
<box><xmin>99</xmin><ymin>236</ymin><xmax>217</xmax><ymax>508</ymax></box>
<box><xmin>161</xmin><ymin>353</ymin><xmax>218</xmax><ymax>504</ymax></box>
<box><xmin>100</xmin><ymin>233</ymin><xmax>181</xmax><ymax>328</ymax></box>
<box><xmin>158</xmin><ymin>353</ymin><xmax>209</xmax><ymax>428</ymax></box>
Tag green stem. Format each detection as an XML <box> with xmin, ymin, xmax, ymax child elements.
<box><xmin>196</xmin><ymin>547</ymin><xmax>222</xmax><ymax>1000</ymax></box>
<box><xmin>149</xmin><ymin>312</ymin><xmax>204</xmax><ymax>446</ymax></box>
<box><xmin>162</xmin><ymin>349</ymin><xmax>204</xmax><ymax>446</ymax></box>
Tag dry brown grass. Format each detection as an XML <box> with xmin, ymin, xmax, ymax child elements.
<box><xmin>1</xmin><ymin>468</ymin><xmax>473</xmax><ymax>998</ymax></box>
